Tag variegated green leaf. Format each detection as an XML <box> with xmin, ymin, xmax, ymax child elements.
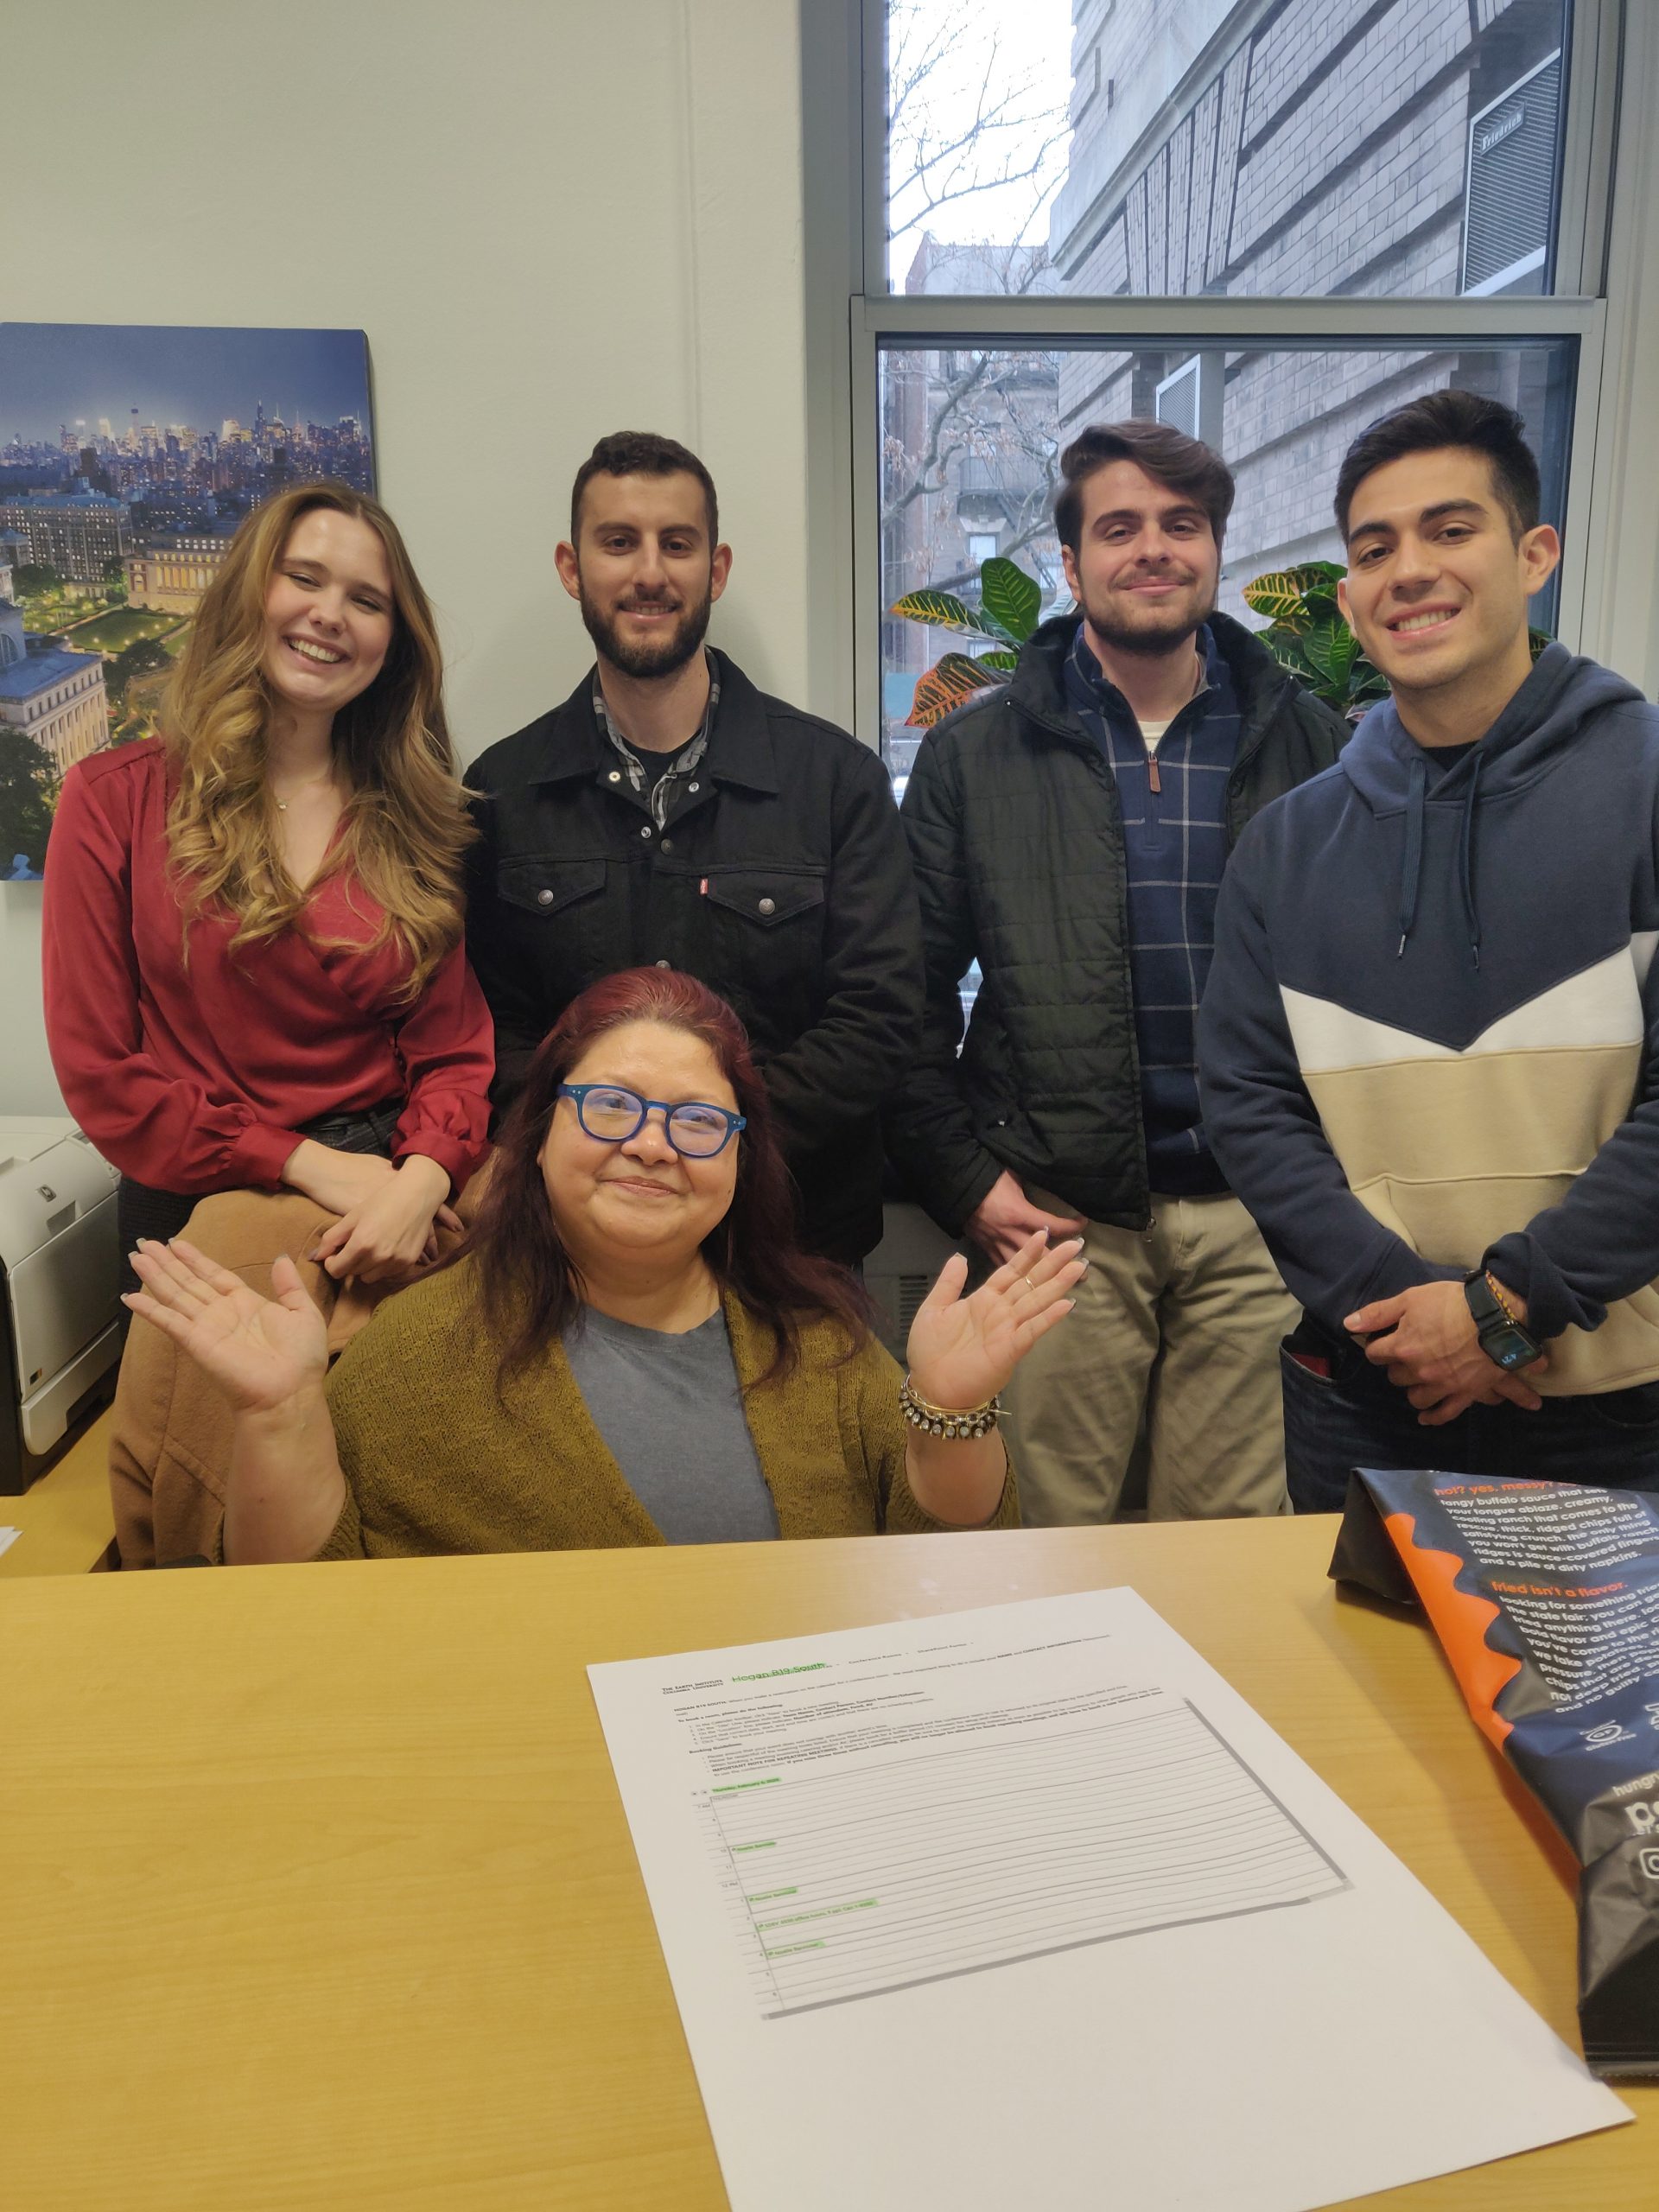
<box><xmin>1299</xmin><ymin>619</ymin><xmax>1358</xmax><ymax>688</ymax></box>
<box><xmin>905</xmin><ymin>652</ymin><xmax>1007</xmax><ymax>728</ymax></box>
<box><xmin>1260</xmin><ymin>626</ymin><xmax>1318</xmax><ymax>679</ymax></box>
<box><xmin>887</xmin><ymin>589</ymin><xmax>1006</xmax><ymax>640</ymax></box>
<box><xmin>1242</xmin><ymin>570</ymin><xmax>1316</xmax><ymax>624</ymax></box>
<box><xmin>980</xmin><ymin>557</ymin><xmax>1042</xmax><ymax>643</ymax></box>
<box><xmin>1242</xmin><ymin>562</ymin><xmax>1350</xmax><ymax>629</ymax></box>
<box><xmin>977</xmin><ymin>648</ymin><xmax>1019</xmax><ymax>671</ymax></box>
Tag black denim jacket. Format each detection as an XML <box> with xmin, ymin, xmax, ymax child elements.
<box><xmin>462</xmin><ymin>650</ymin><xmax>923</xmax><ymax>1262</ymax></box>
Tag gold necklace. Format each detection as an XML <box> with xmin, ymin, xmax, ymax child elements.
<box><xmin>271</xmin><ymin>772</ymin><xmax>336</xmax><ymax>813</ymax></box>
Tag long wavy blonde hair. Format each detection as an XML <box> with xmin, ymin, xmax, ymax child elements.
<box><xmin>162</xmin><ymin>482</ymin><xmax>472</xmax><ymax>999</ymax></box>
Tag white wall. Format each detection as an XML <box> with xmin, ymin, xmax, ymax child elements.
<box><xmin>0</xmin><ymin>0</ymin><xmax>811</xmax><ymax>1116</ymax></box>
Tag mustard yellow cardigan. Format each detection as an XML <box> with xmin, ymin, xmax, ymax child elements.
<box><xmin>316</xmin><ymin>1256</ymin><xmax>1017</xmax><ymax>1559</ymax></box>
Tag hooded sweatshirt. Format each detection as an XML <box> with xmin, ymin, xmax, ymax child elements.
<box><xmin>1198</xmin><ymin>643</ymin><xmax>1659</xmax><ymax>1396</ymax></box>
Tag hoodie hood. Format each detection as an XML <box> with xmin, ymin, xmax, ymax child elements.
<box><xmin>1340</xmin><ymin>642</ymin><xmax>1642</xmax><ymax>814</ymax></box>
<box><xmin>1338</xmin><ymin>644</ymin><xmax>1645</xmax><ymax>965</ymax></box>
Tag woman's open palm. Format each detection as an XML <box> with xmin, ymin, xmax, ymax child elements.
<box><xmin>124</xmin><ymin>1237</ymin><xmax>329</xmax><ymax>1414</ymax></box>
<box><xmin>906</xmin><ymin>1231</ymin><xmax>1084</xmax><ymax>1412</ymax></box>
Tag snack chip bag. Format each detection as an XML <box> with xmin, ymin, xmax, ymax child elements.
<box><xmin>1331</xmin><ymin>1470</ymin><xmax>1659</xmax><ymax>2077</ymax></box>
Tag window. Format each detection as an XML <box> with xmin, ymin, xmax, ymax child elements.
<box><xmin>881</xmin><ymin>0</ymin><xmax>1576</xmax><ymax>301</ymax></box>
<box><xmin>855</xmin><ymin>0</ymin><xmax>1614</xmax><ymax>768</ymax></box>
<box><xmin>880</xmin><ymin>333</ymin><xmax>1578</xmax><ymax>773</ymax></box>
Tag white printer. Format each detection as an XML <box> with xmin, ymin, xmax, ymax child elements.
<box><xmin>0</xmin><ymin>1116</ymin><xmax>122</xmax><ymax>1492</ymax></box>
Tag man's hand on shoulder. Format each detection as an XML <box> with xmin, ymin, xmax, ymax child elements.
<box><xmin>967</xmin><ymin>1172</ymin><xmax>1085</xmax><ymax>1268</ymax></box>
<box><xmin>1344</xmin><ymin>1280</ymin><xmax>1547</xmax><ymax>1426</ymax></box>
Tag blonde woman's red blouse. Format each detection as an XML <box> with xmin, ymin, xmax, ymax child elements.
<box><xmin>42</xmin><ymin>740</ymin><xmax>493</xmax><ymax>1196</ymax></box>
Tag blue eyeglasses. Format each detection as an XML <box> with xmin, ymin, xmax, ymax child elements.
<box><xmin>556</xmin><ymin>1083</ymin><xmax>747</xmax><ymax>1159</ymax></box>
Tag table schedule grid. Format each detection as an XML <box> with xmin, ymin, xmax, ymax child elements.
<box><xmin>700</xmin><ymin>1698</ymin><xmax>1351</xmax><ymax>2018</ymax></box>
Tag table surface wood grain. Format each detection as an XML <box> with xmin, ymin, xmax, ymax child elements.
<box><xmin>2</xmin><ymin>1514</ymin><xmax>1653</xmax><ymax>2209</ymax></box>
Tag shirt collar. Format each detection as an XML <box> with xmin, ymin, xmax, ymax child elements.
<box><xmin>591</xmin><ymin>651</ymin><xmax>721</xmax><ymax>826</ymax></box>
<box><xmin>1067</xmin><ymin>618</ymin><xmax>1220</xmax><ymax>714</ymax></box>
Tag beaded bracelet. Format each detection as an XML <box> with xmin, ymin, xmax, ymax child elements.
<box><xmin>899</xmin><ymin>1375</ymin><xmax>1001</xmax><ymax>1441</ymax></box>
<box><xmin>1484</xmin><ymin>1271</ymin><xmax>1523</xmax><ymax>1326</ymax></box>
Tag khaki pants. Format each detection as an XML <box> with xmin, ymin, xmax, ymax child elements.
<box><xmin>1000</xmin><ymin>1190</ymin><xmax>1295</xmax><ymax>1526</ymax></box>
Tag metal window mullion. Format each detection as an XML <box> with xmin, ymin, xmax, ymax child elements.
<box><xmin>1554</xmin><ymin>301</ymin><xmax>1605</xmax><ymax>652</ymax></box>
<box><xmin>850</xmin><ymin>297</ymin><xmax>884</xmax><ymax>753</ymax></box>
<box><xmin>855</xmin><ymin>293</ymin><xmax>1605</xmax><ymax>346</ymax></box>
<box><xmin>1554</xmin><ymin>0</ymin><xmax>1623</xmax><ymax>298</ymax></box>
<box><xmin>860</xmin><ymin>0</ymin><xmax>889</xmax><ymax>298</ymax></box>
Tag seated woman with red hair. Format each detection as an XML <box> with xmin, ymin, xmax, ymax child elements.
<box><xmin>125</xmin><ymin>969</ymin><xmax>1082</xmax><ymax>1562</ymax></box>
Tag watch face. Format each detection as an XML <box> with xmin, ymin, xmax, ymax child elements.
<box><xmin>1487</xmin><ymin>1324</ymin><xmax>1537</xmax><ymax>1370</ymax></box>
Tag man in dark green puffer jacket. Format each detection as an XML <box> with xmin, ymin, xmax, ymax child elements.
<box><xmin>887</xmin><ymin>420</ymin><xmax>1345</xmax><ymax>1528</ymax></box>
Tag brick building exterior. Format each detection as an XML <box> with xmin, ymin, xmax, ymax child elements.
<box><xmin>1048</xmin><ymin>0</ymin><xmax>1567</xmax><ymax>597</ymax></box>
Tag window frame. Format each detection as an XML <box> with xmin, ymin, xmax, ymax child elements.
<box><xmin>842</xmin><ymin>0</ymin><xmax>1626</xmax><ymax>755</ymax></box>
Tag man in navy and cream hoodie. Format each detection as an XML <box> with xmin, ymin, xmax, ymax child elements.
<box><xmin>1199</xmin><ymin>391</ymin><xmax>1659</xmax><ymax>1510</ymax></box>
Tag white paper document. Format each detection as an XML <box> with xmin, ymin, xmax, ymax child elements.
<box><xmin>0</xmin><ymin>1527</ymin><xmax>19</xmax><ymax>1560</ymax></box>
<box><xmin>589</xmin><ymin>1586</ymin><xmax>1629</xmax><ymax>2212</ymax></box>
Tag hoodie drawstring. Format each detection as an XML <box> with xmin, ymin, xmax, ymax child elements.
<box><xmin>1458</xmin><ymin>749</ymin><xmax>1483</xmax><ymax>969</ymax></box>
<box><xmin>1396</xmin><ymin>752</ymin><xmax>1427</xmax><ymax>957</ymax></box>
<box><xmin>1395</xmin><ymin>747</ymin><xmax>1484</xmax><ymax>966</ymax></box>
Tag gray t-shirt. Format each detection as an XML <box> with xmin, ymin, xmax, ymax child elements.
<box><xmin>563</xmin><ymin>1305</ymin><xmax>781</xmax><ymax>1544</ymax></box>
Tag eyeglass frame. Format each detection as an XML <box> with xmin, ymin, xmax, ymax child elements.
<box><xmin>555</xmin><ymin>1082</ymin><xmax>747</xmax><ymax>1159</ymax></box>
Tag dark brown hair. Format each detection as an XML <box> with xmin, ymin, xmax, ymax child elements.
<box><xmin>1335</xmin><ymin>390</ymin><xmax>1541</xmax><ymax>543</ymax></box>
<box><xmin>569</xmin><ymin>430</ymin><xmax>720</xmax><ymax>544</ymax></box>
<box><xmin>453</xmin><ymin>968</ymin><xmax>873</xmax><ymax>1398</ymax></box>
<box><xmin>1053</xmin><ymin>420</ymin><xmax>1235</xmax><ymax>555</ymax></box>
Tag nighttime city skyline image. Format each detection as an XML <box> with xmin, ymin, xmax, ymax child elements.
<box><xmin>0</xmin><ymin>323</ymin><xmax>375</xmax><ymax>876</ymax></box>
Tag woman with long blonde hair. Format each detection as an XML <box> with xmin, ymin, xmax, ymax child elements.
<box><xmin>43</xmin><ymin>482</ymin><xmax>493</xmax><ymax>1287</ymax></box>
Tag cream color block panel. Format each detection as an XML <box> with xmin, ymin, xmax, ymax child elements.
<box><xmin>1302</xmin><ymin>1044</ymin><xmax>1643</xmax><ymax>1188</ymax></box>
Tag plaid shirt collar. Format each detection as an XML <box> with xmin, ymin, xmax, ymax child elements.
<box><xmin>592</xmin><ymin>650</ymin><xmax>721</xmax><ymax>828</ymax></box>
<box><xmin>1067</xmin><ymin>619</ymin><xmax>1220</xmax><ymax>729</ymax></box>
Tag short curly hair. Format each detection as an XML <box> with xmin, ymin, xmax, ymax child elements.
<box><xmin>569</xmin><ymin>429</ymin><xmax>719</xmax><ymax>543</ymax></box>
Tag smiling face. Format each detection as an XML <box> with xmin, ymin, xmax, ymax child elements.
<box><xmin>1337</xmin><ymin>448</ymin><xmax>1560</xmax><ymax>711</ymax></box>
<box><xmin>539</xmin><ymin>1019</ymin><xmax>741</xmax><ymax>1277</ymax></box>
<box><xmin>260</xmin><ymin>508</ymin><xmax>395</xmax><ymax>723</ymax></box>
<box><xmin>555</xmin><ymin>469</ymin><xmax>732</xmax><ymax>681</ymax></box>
<box><xmin>1060</xmin><ymin>458</ymin><xmax>1221</xmax><ymax>660</ymax></box>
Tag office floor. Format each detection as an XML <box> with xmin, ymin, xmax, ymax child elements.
<box><xmin>0</xmin><ymin>1408</ymin><xmax>117</xmax><ymax>1576</ymax></box>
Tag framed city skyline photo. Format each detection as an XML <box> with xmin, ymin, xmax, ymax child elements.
<box><xmin>0</xmin><ymin>322</ymin><xmax>376</xmax><ymax>877</ymax></box>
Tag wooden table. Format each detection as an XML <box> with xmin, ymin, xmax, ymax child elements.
<box><xmin>2</xmin><ymin>1516</ymin><xmax>1651</xmax><ymax>2209</ymax></box>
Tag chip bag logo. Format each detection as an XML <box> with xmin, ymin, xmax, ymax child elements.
<box><xmin>1642</xmin><ymin>1848</ymin><xmax>1659</xmax><ymax>1881</ymax></box>
<box><xmin>1582</xmin><ymin>1720</ymin><xmax>1636</xmax><ymax>1748</ymax></box>
<box><xmin>1629</xmin><ymin>1802</ymin><xmax>1659</xmax><ymax>1835</ymax></box>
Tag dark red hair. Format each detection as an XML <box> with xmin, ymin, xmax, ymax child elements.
<box><xmin>456</xmin><ymin>968</ymin><xmax>874</xmax><ymax>1393</ymax></box>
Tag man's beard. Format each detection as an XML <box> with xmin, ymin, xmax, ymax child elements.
<box><xmin>578</xmin><ymin>575</ymin><xmax>714</xmax><ymax>679</ymax></box>
<box><xmin>1081</xmin><ymin>574</ymin><xmax>1216</xmax><ymax>659</ymax></box>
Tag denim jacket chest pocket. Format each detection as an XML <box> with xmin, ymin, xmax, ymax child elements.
<box><xmin>493</xmin><ymin>857</ymin><xmax>612</xmax><ymax>980</ymax></box>
<box><xmin>697</xmin><ymin>864</ymin><xmax>828</xmax><ymax>1031</ymax></box>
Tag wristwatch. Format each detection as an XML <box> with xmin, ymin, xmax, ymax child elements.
<box><xmin>1462</xmin><ymin>1269</ymin><xmax>1542</xmax><ymax>1372</ymax></box>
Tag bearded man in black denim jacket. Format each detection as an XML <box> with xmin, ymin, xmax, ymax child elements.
<box><xmin>464</xmin><ymin>432</ymin><xmax>922</xmax><ymax>1264</ymax></box>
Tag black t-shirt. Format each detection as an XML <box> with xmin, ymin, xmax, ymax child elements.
<box><xmin>1418</xmin><ymin>739</ymin><xmax>1479</xmax><ymax>785</ymax></box>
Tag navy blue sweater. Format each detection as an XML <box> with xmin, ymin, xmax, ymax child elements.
<box><xmin>1065</xmin><ymin>622</ymin><xmax>1239</xmax><ymax>1195</ymax></box>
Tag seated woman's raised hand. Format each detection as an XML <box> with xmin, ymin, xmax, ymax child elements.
<box><xmin>906</xmin><ymin>1230</ymin><xmax>1086</xmax><ymax>1414</ymax></box>
<box><xmin>124</xmin><ymin>1236</ymin><xmax>329</xmax><ymax>1414</ymax></box>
